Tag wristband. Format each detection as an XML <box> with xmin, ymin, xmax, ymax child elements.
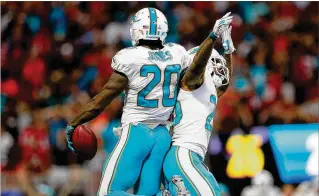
<box><xmin>209</xmin><ymin>32</ymin><xmax>218</xmax><ymax>40</ymax></box>
<box><xmin>66</xmin><ymin>125</ymin><xmax>75</xmax><ymax>131</ymax></box>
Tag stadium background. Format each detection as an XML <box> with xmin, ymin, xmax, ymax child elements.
<box><xmin>1</xmin><ymin>1</ymin><xmax>318</xmax><ymax>196</ymax></box>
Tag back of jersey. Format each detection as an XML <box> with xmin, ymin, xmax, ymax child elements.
<box><xmin>111</xmin><ymin>43</ymin><xmax>191</xmax><ymax>126</ymax></box>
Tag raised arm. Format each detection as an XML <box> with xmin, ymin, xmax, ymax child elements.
<box><xmin>66</xmin><ymin>71</ymin><xmax>128</xmax><ymax>152</ymax></box>
<box><xmin>181</xmin><ymin>36</ymin><xmax>217</xmax><ymax>90</ymax></box>
<box><xmin>217</xmin><ymin>26</ymin><xmax>235</xmax><ymax>97</ymax></box>
<box><xmin>182</xmin><ymin>12</ymin><xmax>233</xmax><ymax>91</ymax></box>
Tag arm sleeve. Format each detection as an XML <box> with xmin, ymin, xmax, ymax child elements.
<box><xmin>111</xmin><ymin>55</ymin><xmax>129</xmax><ymax>75</ymax></box>
<box><xmin>111</xmin><ymin>52</ymin><xmax>135</xmax><ymax>81</ymax></box>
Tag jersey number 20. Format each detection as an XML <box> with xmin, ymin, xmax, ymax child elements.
<box><xmin>138</xmin><ymin>64</ymin><xmax>181</xmax><ymax>108</ymax></box>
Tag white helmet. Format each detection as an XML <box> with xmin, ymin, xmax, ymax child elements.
<box><xmin>130</xmin><ymin>8</ymin><xmax>168</xmax><ymax>46</ymax></box>
<box><xmin>188</xmin><ymin>47</ymin><xmax>229</xmax><ymax>88</ymax></box>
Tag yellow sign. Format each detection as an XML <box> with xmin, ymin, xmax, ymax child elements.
<box><xmin>226</xmin><ymin>134</ymin><xmax>265</xmax><ymax>178</ymax></box>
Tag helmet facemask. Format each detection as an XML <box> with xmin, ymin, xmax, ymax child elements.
<box><xmin>208</xmin><ymin>55</ymin><xmax>229</xmax><ymax>87</ymax></box>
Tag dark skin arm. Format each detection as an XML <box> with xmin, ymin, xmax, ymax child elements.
<box><xmin>104</xmin><ymin>95</ymin><xmax>124</xmax><ymax>120</ymax></box>
<box><xmin>69</xmin><ymin>71</ymin><xmax>128</xmax><ymax>127</ymax></box>
<box><xmin>217</xmin><ymin>53</ymin><xmax>232</xmax><ymax>97</ymax></box>
<box><xmin>181</xmin><ymin>36</ymin><xmax>218</xmax><ymax>91</ymax></box>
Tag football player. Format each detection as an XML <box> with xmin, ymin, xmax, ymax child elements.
<box><xmin>163</xmin><ymin>26</ymin><xmax>235</xmax><ymax>196</ymax></box>
<box><xmin>66</xmin><ymin>8</ymin><xmax>232</xmax><ymax>196</ymax></box>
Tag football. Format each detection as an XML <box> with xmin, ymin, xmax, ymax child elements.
<box><xmin>73</xmin><ymin>125</ymin><xmax>97</xmax><ymax>161</ymax></box>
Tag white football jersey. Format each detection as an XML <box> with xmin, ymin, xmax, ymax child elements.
<box><xmin>111</xmin><ymin>43</ymin><xmax>192</xmax><ymax>126</ymax></box>
<box><xmin>172</xmin><ymin>70</ymin><xmax>218</xmax><ymax>158</ymax></box>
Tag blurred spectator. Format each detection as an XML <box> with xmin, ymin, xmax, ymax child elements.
<box><xmin>50</xmin><ymin>3</ymin><xmax>67</xmax><ymax>41</ymax></box>
<box><xmin>16</xmin><ymin>102</ymin><xmax>32</xmax><ymax>132</ymax></box>
<box><xmin>22</xmin><ymin>46</ymin><xmax>46</xmax><ymax>92</ymax></box>
<box><xmin>0</xmin><ymin>125</ymin><xmax>14</xmax><ymax>170</ymax></box>
<box><xmin>293</xmin><ymin>177</ymin><xmax>319</xmax><ymax>196</ymax></box>
<box><xmin>1</xmin><ymin>78</ymin><xmax>19</xmax><ymax>98</ymax></box>
<box><xmin>241</xmin><ymin>170</ymin><xmax>281</xmax><ymax>196</ymax></box>
<box><xmin>281</xmin><ymin>184</ymin><xmax>296</xmax><ymax>196</ymax></box>
<box><xmin>19</xmin><ymin>110</ymin><xmax>50</xmax><ymax>173</ymax></box>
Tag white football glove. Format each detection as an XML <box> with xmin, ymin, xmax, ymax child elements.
<box><xmin>211</xmin><ymin>12</ymin><xmax>233</xmax><ymax>38</ymax></box>
<box><xmin>222</xmin><ymin>26</ymin><xmax>236</xmax><ymax>54</ymax></box>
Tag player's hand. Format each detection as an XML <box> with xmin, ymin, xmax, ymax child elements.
<box><xmin>66</xmin><ymin>125</ymin><xmax>76</xmax><ymax>153</ymax></box>
<box><xmin>222</xmin><ymin>26</ymin><xmax>236</xmax><ymax>54</ymax></box>
<box><xmin>211</xmin><ymin>12</ymin><xmax>233</xmax><ymax>39</ymax></box>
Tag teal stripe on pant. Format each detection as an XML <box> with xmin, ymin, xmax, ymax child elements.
<box><xmin>163</xmin><ymin>146</ymin><xmax>221</xmax><ymax>196</ymax></box>
<box><xmin>189</xmin><ymin>151</ymin><xmax>220</xmax><ymax>196</ymax></box>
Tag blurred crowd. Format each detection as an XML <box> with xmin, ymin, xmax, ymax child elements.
<box><xmin>1</xmin><ymin>2</ymin><xmax>318</xmax><ymax>196</ymax></box>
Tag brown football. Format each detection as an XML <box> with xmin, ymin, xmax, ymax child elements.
<box><xmin>73</xmin><ymin>125</ymin><xmax>97</xmax><ymax>160</ymax></box>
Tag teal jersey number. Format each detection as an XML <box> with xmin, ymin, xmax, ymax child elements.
<box><xmin>205</xmin><ymin>95</ymin><xmax>217</xmax><ymax>132</ymax></box>
<box><xmin>163</xmin><ymin>64</ymin><xmax>181</xmax><ymax>106</ymax></box>
<box><xmin>138</xmin><ymin>65</ymin><xmax>161</xmax><ymax>108</ymax></box>
<box><xmin>173</xmin><ymin>101</ymin><xmax>182</xmax><ymax>125</ymax></box>
<box><xmin>137</xmin><ymin>64</ymin><xmax>181</xmax><ymax>108</ymax></box>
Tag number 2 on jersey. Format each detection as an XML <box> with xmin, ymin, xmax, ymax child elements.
<box><xmin>174</xmin><ymin>95</ymin><xmax>217</xmax><ymax>131</ymax></box>
<box><xmin>138</xmin><ymin>64</ymin><xmax>181</xmax><ymax>108</ymax></box>
<box><xmin>173</xmin><ymin>101</ymin><xmax>182</xmax><ymax>125</ymax></box>
<box><xmin>205</xmin><ymin>95</ymin><xmax>217</xmax><ymax>132</ymax></box>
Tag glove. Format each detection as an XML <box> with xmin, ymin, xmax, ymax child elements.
<box><xmin>222</xmin><ymin>26</ymin><xmax>236</xmax><ymax>54</ymax></box>
<box><xmin>211</xmin><ymin>12</ymin><xmax>233</xmax><ymax>39</ymax></box>
<box><xmin>66</xmin><ymin>125</ymin><xmax>76</xmax><ymax>153</ymax></box>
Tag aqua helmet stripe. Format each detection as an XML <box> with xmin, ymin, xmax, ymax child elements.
<box><xmin>148</xmin><ymin>8</ymin><xmax>157</xmax><ymax>35</ymax></box>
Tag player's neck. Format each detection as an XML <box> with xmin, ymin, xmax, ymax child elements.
<box><xmin>138</xmin><ymin>40</ymin><xmax>164</xmax><ymax>50</ymax></box>
<box><xmin>141</xmin><ymin>45</ymin><xmax>163</xmax><ymax>50</ymax></box>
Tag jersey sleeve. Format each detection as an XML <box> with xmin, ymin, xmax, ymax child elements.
<box><xmin>111</xmin><ymin>55</ymin><xmax>128</xmax><ymax>75</ymax></box>
<box><xmin>188</xmin><ymin>46</ymin><xmax>199</xmax><ymax>56</ymax></box>
<box><xmin>167</xmin><ymin>43</ymin><xmax>193</xmax><ymax>70</ymax></box>
<box><xmin>111</xmin><ymin>50</ymin><xmax>134</xmax><ymax>80</ymax></box>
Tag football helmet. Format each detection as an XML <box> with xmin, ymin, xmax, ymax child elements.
<box><xmin>188</xmin><ymin>47</ymin><xmax>229</xmax><ymax>87</ymax></box>
<box><xmin>130</xmin><ymin>8</ymin><xmax>168</xmax><ymax>46</ymax></box>
<box><xmin>208</xmin><ymin>50</ymin><xmax>229</xmax><ymax>87</ymax></box>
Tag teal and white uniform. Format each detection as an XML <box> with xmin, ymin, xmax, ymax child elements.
<box><xmin>163</xmin><ymin>48</ymin><xmax>221</xmax><ymax>196</ymax></box>
<box><xmin>113</xmin><ymin>44</ymin><xmax>191</xmax><ymax>126</ymax></box>
<box><xmin>98</xmin><ymin>43</ymin><xmax>191</xmax><ymax>196</ymax></box>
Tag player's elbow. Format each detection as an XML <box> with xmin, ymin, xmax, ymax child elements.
<box><xmin>190</xmin><ymin>62</ymin><xmax>206</xmax><ymax>75</ymax></box>
<box><xmin>182</xmin><ymin>74</ymin><xmax>204</xmax><ymax>91</ymax></box>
